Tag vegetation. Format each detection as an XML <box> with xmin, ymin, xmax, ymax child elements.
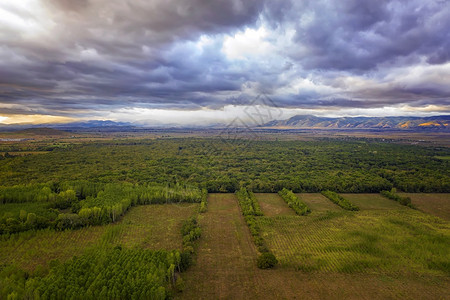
<box><xmin>198</xmin><ymin>189</ymin><xmax>208</xmax><ymax>213</ymax></box>
<box><xmin>0</xmin><ymin>182</ymin><xmax>203</xmax><ymax>234</ymax></box>
<box><xmin>380</xmin><ymin>188</ymin><xmax>414</xmax><ymax>208</ymax></box>
<box><xmin>278</xmin><ymin>188</ymin><xmax>311</xmax><ymax>215</ymax></box>
<box><xmin>257</xmin><ymin>252</ymin><xmax>278</xmax><ymax>269</ymax></box>
<box><xmin>0</xmin><ymin>247</ymin><xmax>184</xmax><ymax>299</ymax></box>
<box><xmin>0</xmin><ymin>136</ymin><xmax>449</xmax><ymax>298</ymax></box>
<box><xmin>257</xmin><ymin>198</ymin><xmax>449</xmax><ymax>274</ymax></box>
<box><xmin>321</xmin><ymin>191</ymin><xmax>359</xmax><ymax>211</ymax></box>
<box><xmin>236</xmin><ymin>188</ymin><xmax>277</xmax><ymax>268</ymax></box>
<box><xmin>0</xmin><ymin>138</ymin><xmax>448</xmax><ymax>193</ymax></box>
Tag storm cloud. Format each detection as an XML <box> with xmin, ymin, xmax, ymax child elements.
<box><xmin>0</xmin><ymin>0</ymin><xmax>449</xmax><ymax>124</ymax></box>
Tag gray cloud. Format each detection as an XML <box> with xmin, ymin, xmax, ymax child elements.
<box><xmin>0</xmin><ymin>0</ymin><xmax>449</xmax><ymax>121</ymax></box>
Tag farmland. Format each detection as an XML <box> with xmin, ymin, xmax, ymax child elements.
<box><xmin>0</xmin><ymin>136</ymin><xmax>449</xmax><ymax>299</ymax></box>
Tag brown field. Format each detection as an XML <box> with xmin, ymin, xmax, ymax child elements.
<box><xmin>297</xmin><ymin>193</ymin><xmax>341</xmax><ymax>212</ymax></box>
<box><xmin>340</xmin><ymin>193</ymin><xmax>406</xmax><ymax>210</ymax></box>
<box><xmin>254</xmin><ymin>193</ymin><xmax>296</xmax><ymax>216</ymax></box>
<box><xmin>178</xmin><ymin>194</ymin><xmax>449</xmax><ymax>299</ymax></box>
<box><xmin>400</xmin><ymin>193</ymin><xmax>450</xmax><ymax>221</ymax></box>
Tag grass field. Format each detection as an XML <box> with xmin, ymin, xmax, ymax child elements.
<box><xmin>296</xmin><ymin>193</ymin><xmax>341</xmax><ymax>212</ymax></box>
<box><xmin>258</xmin><ymin>194</ymin><xmax>449</xmax><ymax>275</ymax></box>
<box><xmin>179</xmin><ymin>194</ymin><xmax>450</xmax><ymax>299</ymax></box>
<box><xmin>400</xmin><ymin>193</ymin><xmax>450</xmax><ymax>221</ymax></box>
<box><xmin>254</xmin><ymin>193</ymin><xmax>296</xmax><ymax>216</ymax></box>
<box><xmin>102</xmin><ymin>203</ymin><xmax>198</xmax><ymax>249</ymax></box>
<box><xmin>0</xmin><ymin>203</ymin><xmax>197</xmax><ymax>272</ymax></box>
<box><xmin>340</xmin><ymin>193</ymin><xmax>405</xmax><ymax>210</ymax></box>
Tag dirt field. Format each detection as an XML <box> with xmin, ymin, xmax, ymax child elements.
<box><xmin>254</xmin><ymin>193</ymin><xmax>296</xmax><ymax>216</ymax></box>
<box><xmin>400</xmin><ymin>193</ymin><xmax>450</xmax><ymax>221</ymax></box>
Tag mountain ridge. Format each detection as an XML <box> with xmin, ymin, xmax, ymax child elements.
<box><xmin>260</xmin><ymin>115</ymin><xmax>450</xmax><ymax>130</ymax></box>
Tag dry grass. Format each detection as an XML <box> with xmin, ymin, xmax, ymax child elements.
<box><xmin>106</xmin><ymin>203</ymin><xmax>198</xmax><ymax>249</ymax></box>
<box><xmin>254</xmin><ymin>193</ymin><xmax>296</xmax><ymax>217</ymax></box>
<box><xmin>297</xmin><ymin>193</ymin><xmax>341</xmax><ymax>212</ymax></box>
<box><xmin>340</xmin><ymin>193</ymin><xmax>406</xmax><ymax>210</ymax></box>
<box><xmin>400</xmin><ymin>193</ymin><xmax>450</xmax><ymax>221</ymax></box>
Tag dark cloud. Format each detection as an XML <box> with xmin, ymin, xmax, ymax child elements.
<box><xmin>0</xmin><ymin>0</ymin><xmax>449</xmax><ymax>122</ymax></box>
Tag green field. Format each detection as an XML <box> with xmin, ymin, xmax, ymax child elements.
<box><xmin>0</xmin><ymin>204</ymin><xmax>197</xmax><ymax>272</ymax></box>
<box><xmin>258</xmin><ymin>194</ymin><xmax>449</xmax><ymax>275</ymax></box>
<box><xmin>102</xmin><ymin>203</ymin><xmax>199</xmax><ymax>249</ymax></box>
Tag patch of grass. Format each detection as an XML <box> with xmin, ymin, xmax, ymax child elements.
<box><xmin>400</xmin><ymin>193</ymin><xmax>450</xmax><ymax>221</ymax></box>
<box><xmin>254</xmin><ymin>193</ymin><xmax>295</xmax><ymax>217</ymax></box>
<box><xmin>258</xmin><ymin>208</ymin><xmax>450</xmax><ymax>275</ymax></box>
<box><xmin>298</xmin><ymin>193</ymin><xmax>341</xmax><ymax>212</ymax></box>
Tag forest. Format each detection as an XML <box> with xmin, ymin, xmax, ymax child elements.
<box><xmin>0</xmin><ymin>138</ymin><xmax>449</xmax><ymax>193</ymax></box>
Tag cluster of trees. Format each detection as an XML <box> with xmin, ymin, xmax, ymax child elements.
<box><xmin>0</xmin><ymin>247</ymin><xmax>187</xmax><ymax>299</ymax></box>
<box><xmin>0</xmin><ymin>182</ymin><xmax>205</xmax><ymax>234</ymax></box>
<box><xmin>181</xmin><ymin>217</ymin><xmax>201</xmax><ymax>255</ymax></box>
<box><xmin>380</xmin><ymin>188</ymin><xmax>413</xmax><ymax>208</ymax></box>
<box><xmin>1</xmin><ymin>139</ymin><xmax>448</xmax><ymax>193</ymax></box>
<box><xmin>235</xmin><ymin>188</ymin><xmax>263</xmax><ymax>216</ymax></box>
<box><xmin>321</xmin><ymin>191</ymin><xmax>359</xmax><ymax>211</ymax></box>
<box><xmin>236</xmin><ymin>188</ymin><xmax>277</xmax><ymax>268</ymax></box>
<box><xmin>278</xmin><ymin>188</ymin><xmax>310</xmax><ymax>215</ymax></box>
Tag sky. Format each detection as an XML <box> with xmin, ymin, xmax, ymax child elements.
<box><xmin>0</xmin><ymin>0</ymin><xmax>449</xmax><ymax>125</ymax></box>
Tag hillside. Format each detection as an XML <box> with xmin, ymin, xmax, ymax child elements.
<box><xmin>260</xmin><ymin>115</ymin><xmax>450</xmax><ymax>130</ymax></box>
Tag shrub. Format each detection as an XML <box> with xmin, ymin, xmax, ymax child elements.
<box><xmin>257</xmin><ymin>252</ymin><xmax>278</xmax><ymax>269</ymax></box>
<box><xmin>321</xmin><ymin>191</ymin><xmax>359</xmax><ymax>211</ymax></box>
<box><xmin>380</xmin><ymin>189</ymin><xmax>414</xmax><ymax>208</ymax></box>
<box><xmin>278</xmin><ymin>188</ymin><xmax>310</xmax><ymax>215</ymax></box>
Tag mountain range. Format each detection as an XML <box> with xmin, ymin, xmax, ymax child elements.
<box><xmin>260</xmin><ymin>115</ymin><xmax>450</xmax><ymax>130</ymax></box>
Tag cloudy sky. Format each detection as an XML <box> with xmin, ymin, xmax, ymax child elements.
<box><xmin>0</xmin><ymin>0</ymin><xmax>449</xmax><ymax>125</ymax></box>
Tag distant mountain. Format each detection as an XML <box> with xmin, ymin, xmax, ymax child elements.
<box><xmin>52</xmin><ymin>120</ymin><xmax>133</xmax><ymax>129</ymax></box>
<box><xmin>260</xmin><ymin>115</ymin><xmax>450</xmax><ymax>130</ymax></box>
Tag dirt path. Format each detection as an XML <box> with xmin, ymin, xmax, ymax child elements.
<box><xmin>179</xmin><ymin>193</ymin><xmax>270</xmax><ymax>299</ymax></box>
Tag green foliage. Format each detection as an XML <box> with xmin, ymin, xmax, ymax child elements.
<box><xmin>198</xmin><ymin>189</ymin><xmax>208</xmax><ymax>213</ymax></box>
<box><xmin>1</xmin><ymin>139</ymin><xmax>448</xmax><ymax>193</ymax></box>
<box><xmin>257</xmin><ymin>252</ymin><xmax>278</xmax><ymax>269</ymax></box>
<box><xmin>321</xmin><ymin>191</ymin><xmax>359</xmax><ymax>211</ymax></box>
<box><xmin>0</xmin><ymin>183</ymin><xmax>204</xmax><ymax>234</ymax></box>
<box><xmin>278</xmin><ymin>188</ymin><xmax>311</xmax><ymax>215</ymax></box>
<box><xmin>236</xmin><ymin>188</ymin><xmax>278</xmax><ymax>264</ymax></box>
<box><xmin>380</xmin><ymin>188</ymin><xmax>414</xmax><ymax>208</ymax></box>
<box><xmin>235</xmin><ymin>188</ymin><xmax>263</xmax><ymax>216</ymax></box>
<box><xmin>0</xmin><ymin>248</ymin><xmax>180</xmax><ymax>299</ymax></box>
